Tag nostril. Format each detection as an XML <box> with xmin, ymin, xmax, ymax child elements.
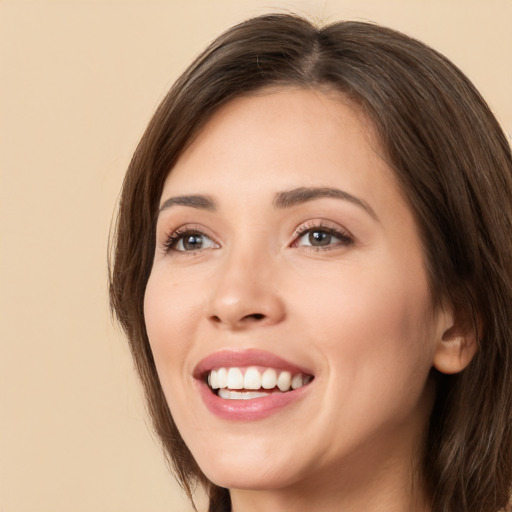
<box><xmin>243</xmin><ymin>313</ymin><xmax>265</xmax><ymax>321</ymax></box>
<box><xmin>209</xmin><ymin>312</ymin><xmax>267</xmax><ymax>327</ymax></box>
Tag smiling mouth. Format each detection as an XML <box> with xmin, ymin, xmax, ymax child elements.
<box><xmin>206</xmin><ymin>366</ymin><xmax>314</xmax><ymax>400</ymax></box>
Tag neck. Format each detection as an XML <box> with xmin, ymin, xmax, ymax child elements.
<box><xmin>229</xmin><ymin>461</ymin><xmax>430</xmax><ymax>512</ymax></box>
<box><xmin>231</xmin><ymin>464</ymin><xmax>430</xmax><ymax>512</ymax></box>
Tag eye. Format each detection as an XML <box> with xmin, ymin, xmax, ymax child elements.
<box><xmin>164</xmin><ymin>229</ymin><xmax>217</xmax><ymax>252</ymax></box>
<box><xmin>294</xmin><ymin>224</ymin><xmax>353</xmax><ymax>249</ymax></box>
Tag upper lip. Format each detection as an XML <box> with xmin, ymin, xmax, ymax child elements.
<box><xmin>193</xmin><ymin>349</ymin><xmax>313</xmax><ymax>379</ymax></box>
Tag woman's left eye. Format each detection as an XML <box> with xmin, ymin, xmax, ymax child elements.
<box><xmin>295</xmin><ymin>227</ymin><xmax>353</xmax><ymax>248</ymax></box>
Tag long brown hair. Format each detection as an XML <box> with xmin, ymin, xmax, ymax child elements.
<box><xmin>109</xmin><ymin>14</ymin><xmax>512</xmax><ymax>512</ymax></box>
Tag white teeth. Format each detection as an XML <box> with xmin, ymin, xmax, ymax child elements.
<box><xmin>277</xmin><ymin>370</ymin><xmax>292</xmax><ymax>391</ymax></box>
<box><xmin>208</xmin><ymin>368</ymin><xmax>228</xmax><ymax>389</ymax></box>
<box><xmin>218</xmin><ymin>389</ymin><xmax>270</xmax><ymax>400</ymax></box>
<box><xmin>207</xmin><ymin>366</ymin><xmax>312</xmax><ymax>395</ymax></box>
<box><xmin>226</xmin><ymin>368</ymin><xmax>244</xmax><ymax>389</ymax></box>
<box><xmin>210</xmin><ymin>370</ymin><xmax>219</xmax><ymax>389</ymax></box>
<box><xmin>244</xmin><ymin>367</ymin><xmax>261</xmax><ymax>390</ymax></box>
<box><xmin>217</xmin><ymin>367</ymin><xmax>228</xmax><ymax>388</ymax></box>
<box><xmin>261</xmin><ymin>368</ymin><xmax>277</xmax><ymax>389</ymax></box>
<box><xmin>291</xmin><ymin>373</ymin><xmax>303</xmax><ymax>389</ymax></box>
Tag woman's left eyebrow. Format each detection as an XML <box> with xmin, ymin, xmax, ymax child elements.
<box><xmin>158</xmin><ymin>188</ymin><xmax>377</xmax><ymax>220</ymax></box>
<box><xmin>273</xmin><ymin>187</ymin><xmax>378</xmax><ymax>221</ymax></box>
<box><xmin>159</xmin><ymin>195</ymin><xmax>217</xmax><ymax>213</ymax></box>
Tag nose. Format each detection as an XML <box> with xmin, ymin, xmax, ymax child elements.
<box><xmin>207</xmin><ymin>249</ymin><xmax>286</xmax><ymax>330</ymax></box>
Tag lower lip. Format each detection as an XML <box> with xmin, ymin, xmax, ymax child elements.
<box><xmin>197</xmin><ymin>380</ymin><xmax>310</xmax><ymax>421</ymax></box>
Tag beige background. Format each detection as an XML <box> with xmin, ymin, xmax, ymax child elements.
<box><xmin>1</xmin><ymin>1</ymin><xmax>510</xmax><ymax>511</ymax></box>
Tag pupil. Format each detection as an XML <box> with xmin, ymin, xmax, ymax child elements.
<box><xmin>309</xmin><ymin>230</ymin><xmax>331</xmax><ymax>246</ymax></box>
<box><xmin>183</xmin><ymin>234</ymin><xmax>203</xmax><ymax>250</ymax></box>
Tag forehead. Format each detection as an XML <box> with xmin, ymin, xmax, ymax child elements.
<box><xmin>161</xmin><ymin>88</ymin><xmax>401</xmax><ymax>210</ymax></box>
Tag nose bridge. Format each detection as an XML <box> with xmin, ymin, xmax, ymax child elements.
<box><xmin>207</xmin><ymin>236</ymin><xmax>285</xmax><ymax>328</ymax></box>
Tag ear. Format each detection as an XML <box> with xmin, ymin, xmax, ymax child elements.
<box><xmin>433</xmin><ymin>303</ymin><xmax>479</xmax><ymax>375</ymax></box>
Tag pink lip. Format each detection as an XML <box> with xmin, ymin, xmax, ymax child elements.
<box><xmin>194</xmin><ymin>349</ymin><xmax>311</xmax><ymax>377</ymax></box>
<box><xmin>194</xmin><ymin>349</ymin><xmax>313</xmax><ymax>421</ymax></box>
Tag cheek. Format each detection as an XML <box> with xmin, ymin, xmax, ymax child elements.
<box><xmin>298</xmin><ymin>268</ymin><xmax>436</xmax><ymax>450</ymax></box>
<box><xmin>293</xmin><ymin>256</ymin><xmax>435</xmax><ymax>389</ymax></box>
<box><xmin>143</xmin><ymin>268</ymin><xmax>204</xmax><ymax>379</ymax></box>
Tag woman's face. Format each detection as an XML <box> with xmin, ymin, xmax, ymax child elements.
<box><xmin>144</xmin><ymin>89</ymin><xmax>448</xmax><ymax>494</ymax></box>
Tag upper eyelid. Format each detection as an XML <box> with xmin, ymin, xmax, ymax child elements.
<box><xmin>293</xmin><ymin>219</ymin><xmax>352</xmax><ymax>237</ymax></box>
<box><xmin>159</xmin><ymin>222</ymin><xmax>215</xmax><ymax>238</ymax></box>
<box><xmin>158</xmin><ymin>219</ymin><xmax>354</xmax><ymax>251</ymax></box>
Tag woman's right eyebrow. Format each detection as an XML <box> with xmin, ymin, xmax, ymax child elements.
<box><xmin>158</xmin><ymin>188</ymin><xmax>377</xmax><ymax>220</ymax></box>
<box><xmin>158</xmin><ymin>195</ymin><xmax>217</xmax><ymax>213</ymax></box>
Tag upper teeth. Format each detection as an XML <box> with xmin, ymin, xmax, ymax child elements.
<box><xmin>207</xmin><ymin>367</ymin><xmax>311</xmax><ymax>392</ymax></box>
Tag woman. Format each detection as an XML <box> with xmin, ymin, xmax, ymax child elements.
<box><xmin>109</xmin><ymin>14</ymin><xmax>512</xmax><ymax>512</ymax></box>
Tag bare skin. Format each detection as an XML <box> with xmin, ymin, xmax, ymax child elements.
<box><xmin>144</xmin><ymin>88</ymin><xmax>475</xmax><ymax>512</ymax></box>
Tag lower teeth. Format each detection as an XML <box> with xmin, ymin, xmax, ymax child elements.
<box><xmin>217</xmin><ymin>389</ymin><xmax>281</xmax><ymax>400</ymax></box>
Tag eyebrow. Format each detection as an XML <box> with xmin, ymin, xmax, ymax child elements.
<box><xmin>159</xmin><ymin>194</ymin><xmax>216</xmax><ymax>213</ymax></box>
<box><xmin>158</xmin><ymin>187</ymin><xmax>377</xmax><ymax>220</ymax></box>
<box><xmin>273</xmin><ymin>187</ymin><xmax>378</xmax><ymax>220</ymax></box>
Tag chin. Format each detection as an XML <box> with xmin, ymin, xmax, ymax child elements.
<box><xmin>190</xmin><ymin>438</ymin><xmax>306</xmax><ymax>492</ymax></box>
<box><xmin>204</xmin><ymin>465</ymin><xmax>297</xmax><ymax>492</ymax></box>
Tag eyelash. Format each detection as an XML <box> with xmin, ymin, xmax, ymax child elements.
<box><xmin>292</xmin><ymin>221</ymin><xmax>354</xmax><ymax>251</ymax></box>
<box><xmin>162</xmin><ymin>222</ymin><xmax>354</xmax><ymax>254</ymax></box>
<box><xmin>162</xmin><ymin>226</ymin><xmax>215</xmax><ymax>253</ymax></box>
